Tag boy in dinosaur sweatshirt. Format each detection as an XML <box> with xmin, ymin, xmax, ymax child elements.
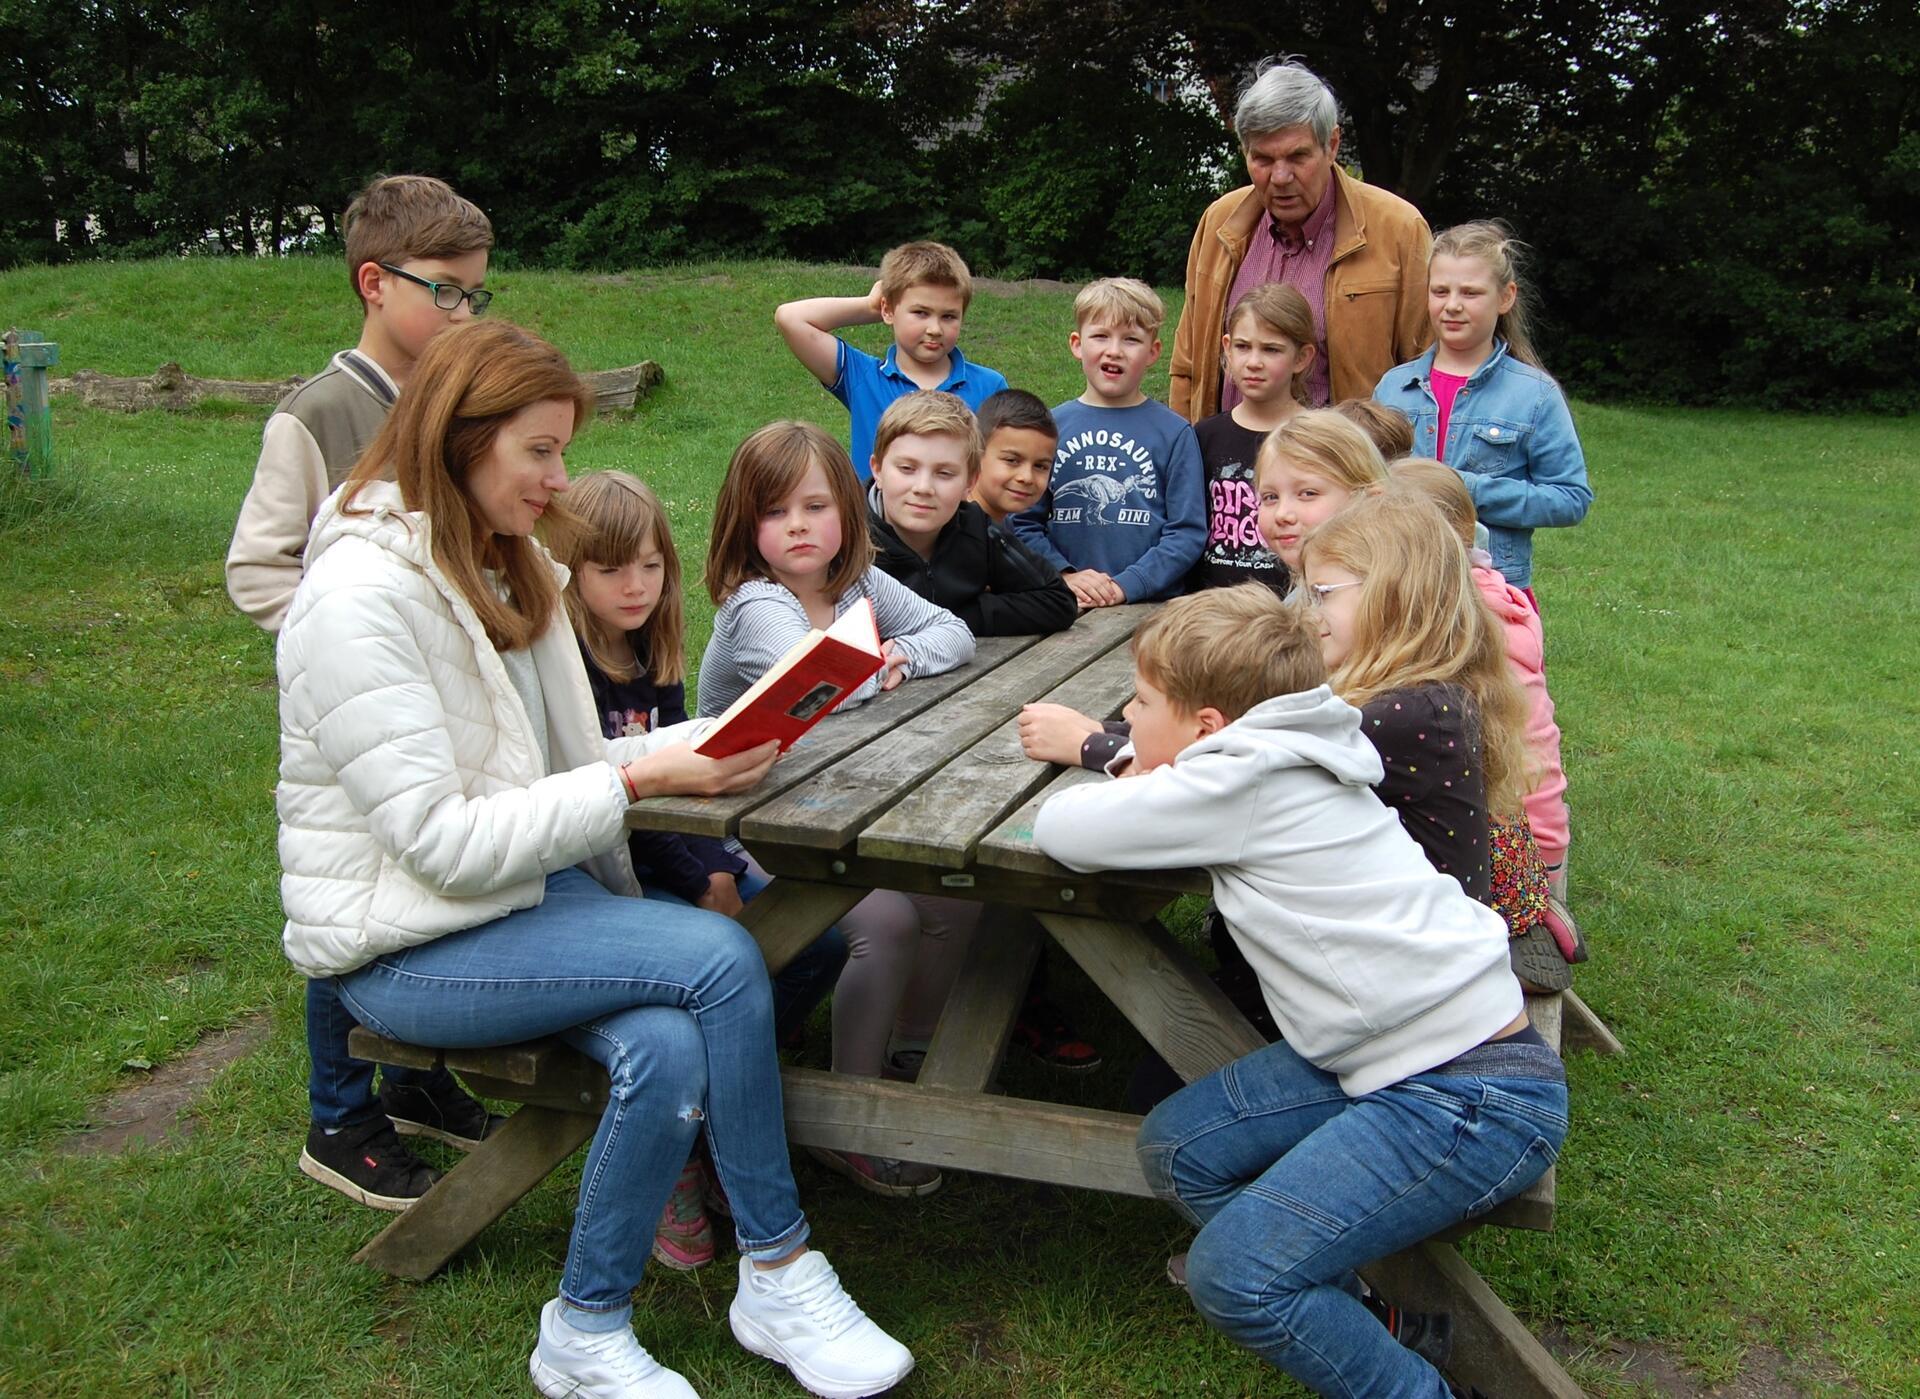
<box><xmin>1008</xmin><ymin>277</ymin><xmax>1205</xmax><ymax>608</ymax></box>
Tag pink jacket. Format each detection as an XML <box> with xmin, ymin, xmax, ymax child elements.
<box><xmin>1473</xmin><ymin>565</ymin><xmax>1569</xmax><ymax>864</ymax></box>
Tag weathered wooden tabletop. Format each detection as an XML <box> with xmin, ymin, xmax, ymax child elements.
<box><xmin>354</xmin><ymin>602</ymin><xmax>1582</xmax><ymax>1397</ymax></box>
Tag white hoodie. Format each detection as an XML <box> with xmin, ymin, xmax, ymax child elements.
<box><xmin>1034</xmin><ymin>686</ymin><xmax>1520</xmax><ymax>1096</ymax></box>
<box><xmin>275</xmin><ymin>481</ymin><xmax>702</xmax><ymax>978</ymax></box>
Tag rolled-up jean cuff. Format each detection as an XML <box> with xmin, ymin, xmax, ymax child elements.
<box><xmin>558</xmin><ymin>1297</ymin><xmax>632</xmax><ymax>1333</ymax></box>
<box><xmin>736</xmin><ymin>1213</ymin><xmax>810</xmax><ymax>1263</ymax></box>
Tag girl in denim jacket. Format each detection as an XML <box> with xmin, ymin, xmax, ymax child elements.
<box><xmin>1373</xmin><ymin>222</ymin><xmax>1591</xmax><ymax>601</ymax></box>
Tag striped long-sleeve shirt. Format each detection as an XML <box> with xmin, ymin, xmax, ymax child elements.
<box><xmin>695</xmin><ymin>569</ymin><xmax>975</xmax><ymax>719</ymax></box>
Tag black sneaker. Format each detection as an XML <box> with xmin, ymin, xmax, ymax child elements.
<box><xmin>379</xmin><ymin>1072</ymin><xmax>506</xmax><ymax>1151</ymax></box>
<box><xmin>299</xmin><ymin>1116</ymin><xmax>440</xmax><ymax>1211</ymax></box>
<box><xmin>1365</xmin><ymin>1293</ymin><xmax>1455</xmax><ymax>1369</ymax></box>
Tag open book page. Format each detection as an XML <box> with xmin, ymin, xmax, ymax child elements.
<box><xmin>692</xmin><ymin>599</ymin><xmax>884</xmax><ymax>757</ymax></box>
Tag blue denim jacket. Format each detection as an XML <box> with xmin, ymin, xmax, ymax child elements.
<box><xmin>1373</xmin><ymin>341</ymin><xmax>1591</xmax><ymax>589</ymax></box>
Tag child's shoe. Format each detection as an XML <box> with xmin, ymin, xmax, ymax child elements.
<box><xmin>299</xmin><ymin>1117</ymin><xmax>439</xmax><ymax>1211</ymax></box>
<box><xmin>650</xmin><ymin>1160</ymin><xmax>716</xmax><ymax>1271</ymax></box>
<box><xmin>729</xmin><ymin>1251</ymin><xmax>914</xmax><ymax>1399</ymax></box>
<box><xmin>1010</xmin><ymin>994</ymin><xmax>1102</xmax><ymax>1073</ymax></box>
<box><xmin>805</xmin><ymin>1144</ymin><xmax>941</xmax><ymax>1198</ymax></box>
<box><xmin>1508</xmin><ymin>922</ymin><xmax>1573</xmax><ymax>993</ymax></box>
<box><xmin>881</xmin><ymin>1049</ymin><xmax>925</xmax><ymax>1082</ymax></box>
<box><xmin>379</xmin><ymin>1072</ymin><xmax>507</xmax><ymax>1150</ymax></box>
<box><xmin>1362</xmin><ymin>1293</ymin><xmax>1455</xmax><ymax>1369</ymax></box>
<box><xmin>529</xmin><ymin>1298</ymin><xmax>699</xmax><ymax>1398</ymax></box>
<box><xmin>1541</xmin><ymin>894</ymin><xmax>1588</xmax><ymax>964</ymax></box>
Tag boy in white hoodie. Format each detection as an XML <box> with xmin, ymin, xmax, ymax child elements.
<box><xmin>1033</xmin><ymin>585</ymin><xmax>1566</xmax><ymax>1398</ymax></box>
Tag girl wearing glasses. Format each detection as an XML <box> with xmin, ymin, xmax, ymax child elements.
<box><xmin>1298</xmin><ymin>489</ymin><xmax>1535</xmax><ymax>909</ymax></box>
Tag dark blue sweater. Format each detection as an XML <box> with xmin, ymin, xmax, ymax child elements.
<box><xmin>1009</xmin><ymin>398</ymin><xmax>1206</xmax><ymax>603</ymax></box>
<box><xmin>581</xmin><ymin>639</ymin><xmax>747</xmax><ymax>903</ymax></box>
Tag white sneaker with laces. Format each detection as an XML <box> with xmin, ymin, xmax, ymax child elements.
<box><xmin>729</xmin><ymin>1251</ymin><xmax>914</xmax><ymax>1398</ymax></box>
<box><xmin>529</xmin><ymin>1298</ymin><xmax>700</xmax><ymax>1398</ymax></box>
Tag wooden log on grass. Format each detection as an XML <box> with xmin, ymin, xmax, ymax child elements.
<box><xmin>51</xmin><ymin>360</ymin><xmax>664</xmax><ymax>415</ymax></box>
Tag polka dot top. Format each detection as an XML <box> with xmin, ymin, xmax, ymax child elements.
<box><xmin>1358</xmin><ymin>683</ymin><xmax>1491</xmax><ymax>904</ymax></box>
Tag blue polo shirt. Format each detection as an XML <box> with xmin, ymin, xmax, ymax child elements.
<box><xmin>830</xmin><ymin>341</ymin><xmax>1009</xmax><ymax>480</ymax></box>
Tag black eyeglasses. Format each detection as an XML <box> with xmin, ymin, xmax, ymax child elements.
<box><xmin>378</xmin><ymin>263</ymin><xmax>493</xmax><ymax>314</ymax></box>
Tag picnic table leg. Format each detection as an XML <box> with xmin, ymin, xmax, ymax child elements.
<box><xmin>1036</xmin><ymin>911</ymin><xmax>1268</xmax><ymax>1084</ymax></box>
<box><xmin>1560</xmin><ymin>988</ymin><xmax>1625</xmax><ymax>1056</ymax></box>
<box><xmin>916</xmin><ymin>908</ymin><xmax>1043</xmax><ymax>1093</ymax></box>
<box><xmin>354</xmin><ymin>1104</ymin><xmax>598</xmax><ymax>1281</ymax></box>
<box><xmin>1360</xmin><ymin>1241</ymin><xmax>1585</xmax><ymax>1399</ymax></box>
<box><xmin>736</xmin><ymin>877</ymin><xmax>870</xmax><ymax>977</ymax></box>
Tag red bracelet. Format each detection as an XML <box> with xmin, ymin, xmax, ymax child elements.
<box><xmin>618</xmin><ymin>763</ymin><xmax>640</xmax><ymax>803</ymax></box>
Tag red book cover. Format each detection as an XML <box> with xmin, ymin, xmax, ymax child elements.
<box><xmin>693</xmin><ymin>598</ymin><xmax>884</xmax><ymax>757</ymax></box>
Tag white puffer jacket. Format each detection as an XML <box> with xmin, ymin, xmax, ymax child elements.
<box><xmin>276</xmin><ymin>481</ymin><xmax>702</xmax><ymax>977</ymax></box>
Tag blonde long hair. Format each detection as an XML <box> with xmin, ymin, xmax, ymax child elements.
<box><xmin>1255</xmin><ymin>409</ymin><xmax>1387</xmax><ymax>493</ymax></box>
<box><xmin>1301</xmin><ymin>492</ymin><xmax>1533</xmax><ymax>817</ymax></box>
<box><xmin>706</xmin><ymin>421</ymin><xmax>874</xmax><ymax>605</ymax></box>
<box><xmin>342</xmin><ymin>320</ymin><xmax>592</xmax><ymax>652</ymax></box>
<box><xmin>553</xmin><ymin>471</ymin><xmax>687</xmax><ymax>685</ymax></box>
<box><xmin>1430</xmin><ymin>220</ymin><xmax>1543</xmax><ymax>371</ymax></box>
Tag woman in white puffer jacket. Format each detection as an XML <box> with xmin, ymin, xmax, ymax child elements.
<box><xmin>277</xmin><ymin>320</ymin><xmax>913</xmax><ymax>1399</ymax></box>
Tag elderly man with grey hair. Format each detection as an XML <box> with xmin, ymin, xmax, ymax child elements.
<box><xmin>1169</xmin><ymin>59</ymin><xmax>1433</xmax><ymax>422</ymax></box>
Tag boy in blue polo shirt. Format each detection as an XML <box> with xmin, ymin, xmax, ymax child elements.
<box><xmin>775</xmin><ymin>241</ymin><xmax>1009</xmax><ymax>479</ymax></box>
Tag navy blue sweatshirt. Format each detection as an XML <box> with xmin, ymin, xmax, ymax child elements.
<box><xmin>581</xmin><ymin>639</ymin><xmax>748</xmax><ymax>902</ymax></box>
<box><xmin>1009</xmin><ymin>398</ymin><xmax>1206</xmax><ymax>602</ymax></box>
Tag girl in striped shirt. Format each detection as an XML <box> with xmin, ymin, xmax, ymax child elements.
<box><xmin>698</xmin><ymin>421</ymin><xmax>977</xmax><ymax>1199</ymax></box>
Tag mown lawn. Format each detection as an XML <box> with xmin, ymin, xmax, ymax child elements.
<box><xmin>1</xmin><ymin>258</ymin><xmax>1914</xmax><ymax>1397</ymax></box>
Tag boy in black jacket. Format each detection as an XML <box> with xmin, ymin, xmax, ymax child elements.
<box><xmin>866</xmin><ymin>390</ymin><xmax>1076</xmax><ymax>636</ymax></box>
<box><xmin>867</xmin><ymin>390</ymin><xmax>1100</xmax><ymax>1073</ymax></box>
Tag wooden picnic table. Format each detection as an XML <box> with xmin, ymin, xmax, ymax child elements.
<box><xmin>347</xmin><ymin>604</ymin><xmax>1583</xmax><ymax>1398</ymax></box>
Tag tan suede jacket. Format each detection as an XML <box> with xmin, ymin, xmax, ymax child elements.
<box><xmin>1169</xmin><ymin>166</ymin><xmax>1434</xmax><ymax>422</ymax></box>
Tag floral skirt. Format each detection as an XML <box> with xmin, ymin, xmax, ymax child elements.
<box><xmin>1488</xmin><ymin>816</ymin><xmax>1549</xmax><ymax>934</ymax></box>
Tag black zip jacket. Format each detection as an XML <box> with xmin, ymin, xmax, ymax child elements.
<box><xmin>867</xmin><ymin>495</ymin><xmax>1077</xmax><ymax>637</ymax></box>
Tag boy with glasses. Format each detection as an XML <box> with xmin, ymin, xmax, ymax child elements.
<box><xmin>225</xmin><ymin>173</ymin><xmax>501</xmax><ymax>1211</ymax></box>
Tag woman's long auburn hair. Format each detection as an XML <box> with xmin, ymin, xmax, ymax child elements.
<box><xmin>705</xmin><ymin>421</ymin><xmax>873</xmax><ymax>605</ymax></box>
<box><xmin>552</xmin><ymin>471</ymin><xmax>687</xmax><ymax>685</ymax></box>
<box><xmin>341</xmin><ymin>320</ymin><xmax>593</xmax><ymax>652</ymax></box>
<box><xmin>1301</xmin><ymin>491</ymin><xmax>1534</xmax><ymax>818</ymax></box>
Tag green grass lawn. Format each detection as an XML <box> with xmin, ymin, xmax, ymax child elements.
<box><xmin>2</xmin><ymin>258</ymin><xmax>1915</xmax><ymax>1397</ymax></box>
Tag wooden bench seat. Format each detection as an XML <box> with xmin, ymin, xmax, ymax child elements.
<box><xmin>343</xmin><ymin>990</ymin><xmax>1574</xmax><ymax>1398</ymax></box>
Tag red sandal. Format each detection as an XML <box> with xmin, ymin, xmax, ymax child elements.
<box><xmin>1011</xmin><ymin>995</ymin><xmax>1103</xmax><ymax>1073</ymax></box>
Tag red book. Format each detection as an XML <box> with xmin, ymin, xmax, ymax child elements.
<box><xmin>693</xmin><ymin>598</ymin><xmax>885</xmax><ymax>758</ymax></box>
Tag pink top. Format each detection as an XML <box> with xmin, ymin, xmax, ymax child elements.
<box><xmin>1430</xmin><ymin>368</ymin><xmax>1469</xmax><ymax>461</ymax></box>
<box><xmin>1221</xmin><ymin>179</ymin><xmax>1339</xmax><ymax>410</ymax></box>
<box><xmin>1472</xmin><ymin>563</ymin><xmax>1569</xmax><ymax>864</ymax></box>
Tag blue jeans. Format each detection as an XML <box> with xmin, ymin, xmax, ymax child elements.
<box><xmin>335</xmin><ymin>867</ymin><xmax>809</xmax><ymax>1329</ymax></box>
<box><xmin>305</xmin><ymin>977</ymin><xmax>448</xmax><ymax>1129</ymax></box>
<box><xmin>1138</xmin><ymin>1036</ymin><xmax>1568</xmax><ymax>1398</ymax></box>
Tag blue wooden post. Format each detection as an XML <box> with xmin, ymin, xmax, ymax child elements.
<box><xmin>4</xmin><ymin>329</ymin><xmax>59</xmax><ymax>476</ymax></box>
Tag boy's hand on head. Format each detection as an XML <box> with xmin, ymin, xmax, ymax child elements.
<box><xmin>1019</xmin><ymin>703</ymin><xmax>1103</xmax><ymax>765</ymax></box>
<box><xmin>878</xmin><ymin>639</ymin><xmax>911</xmax><ymax>691</ymax></box>
<box><xmin>866</xmin><ymin>279</ymin><xmax>887</xmax><ymax>316</ymax></box>
<box><xmin>1064</xmin><ymin>570</ymin><xmax>1123</xmax><ymax>609</ymax></box>
<box><xmin>697</xmin><ymin>872</ymin><xmax>745</xmax><ymax>918</ymax></box>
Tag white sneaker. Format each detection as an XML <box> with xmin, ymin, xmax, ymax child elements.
<box><xmin>729</xmin><ymin>1251</ymin><xmax>914</xmax><ymax>1398</ymax></box>
<box><xmin>529</xmin><ymin>1298</ymin><xmax>700</xmax><ymax>1398</ymax></box>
